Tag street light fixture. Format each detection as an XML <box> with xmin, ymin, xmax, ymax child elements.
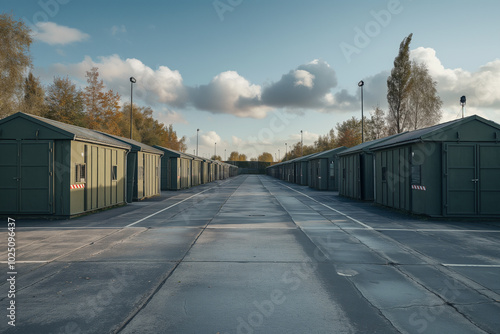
<box><xmin>129</xmin><ymin>77</ymin><xmax>136</xmax><ymax>139</ymax></box>
<box><xmin>300</xmin><ymin>130</ymin><xmax>303</xmax><ymax>156</ymax></box>
<box><xmin>214</xmin><ymin>142</ymin><xmax>217</xmax><ymax>158</ymax></box>
<box><xmin>358</xmin><ymin>80</ymin><xmax>364</xmax><ymax>143</ymax></box>
<box><xmin>460</xmin><ymin>96</ymin><xmax>466</xmax><ymax>118</ymax></box>
<box><xmin>196</xmin><ymin>129</ymin><xmax>199</xmax><ymax>156</ymax></box>
<box><xmin>285</xmin><ymin>143</ymin><xmax>287</xmax><ymax>160</ymax></box>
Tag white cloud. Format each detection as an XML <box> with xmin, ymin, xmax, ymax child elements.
<box><xmin>189</xmin><ymin>71</ymin><xmax>270</xmax><ymax>118</ymax></box>
<box><xmin>154</xmin><ymin>108</ymin><xmax>188</xmax><ymax>125</ymax></box>
<box><xmin>293</xmin><ymin>70</ymin><xmax>315</xmax><ymax>88</ymax></box>
<box><xmin>50</xmin><ymin>55</ymin><xmax>187</xmax><ymax>107</ymax></box>
<box><xmin>33</xmin><ymin>22</ymin><xmax>89</xmax><ymax>45</ymax></box>
<box><xmin>411</xmin><ymin>47</ymin><xmax>500</xmax><ymax>110</ymax></box>
<box><xmin>111</xmin><ymin>25</ymin><xmax>126</xmax><ymax>36</ymax></box>
<box><xmin>200</xmin><ymin>130</ymin><xmax>222</xmax><ymax>147</ymax></box>
<box><xmin>261</xmin><ymin>59</ymin><xmax>338</xmax><ymax>109</ymax></box>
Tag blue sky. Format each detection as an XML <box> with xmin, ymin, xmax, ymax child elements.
<box><xmin>4</xmin><ymin>0</ymin><xmax>500</xmax><ymax>159</ymax></box>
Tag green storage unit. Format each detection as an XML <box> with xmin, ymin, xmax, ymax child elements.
<box><xmin>371</xmin><ymin>115</ymin><xmax>500</xmax><ymax>217</ymax></box>
<box><xmin>154</xmin><ymin>145</ymin><xmax>194</xmax><ymax>190</ymax></box>
<box><xmin>338</xmin><ymin>133</ymin><xmax>406</xmax><ymax>201</ymax></box>
<box><xmin>0</xmin><ymin>112</ymin><xmax>130</xmax><ymax>218</ymax></box>
<box><xmin>100</xmin><ymin>133</ymin><xmax>163</xmax><ymax>202</ymax></box>
<box><xmin>307</xmin><ymin>146</ymin><xmax>347</xmax><ymax>190</ymax></box>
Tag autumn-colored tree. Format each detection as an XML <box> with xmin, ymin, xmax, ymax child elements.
<box><xmin>22</xmin><ymin>72</ymin><xmax>46</xmax><ymax>115</ymax></box>
<box><xmin>228</xmin><ymin>151</ymin><xmax>247</xmax><ymax>161</ymax></box>
<box><xmin>83</xmin><ymin>67</ymin><xmax>121</xmax><ymax>134</ymax></box>
<box><xmin>0</xmin><ymin>14</ymin><xmax>32</xmax><ymax>118</ymax></box>
<box><xmin>258</xmin><ymin>152</ymin><xmax>273</xmax><ymax>162</ymax></box>
<box><xmin>336</xmin><ymin>116</ymin><xmax>362</xmax><ymax>148</ymax></box>
<box><xmin>314</xmin><ymin>128</ymin><xmax>336</xmax><ymax>152</ymax></box>
<box><xmin>211</xmin><ymin>155</ymin><xmax>222</xmax><ymax>161</ymax></box>
<box><xmin>120</xmin><ymin>103</ymin><xmax>187</xmax><ymax>151</ymax></box>
<box><xmin>283</xmin><ymin>142</ymin><xmax>317</xmax><ymax>161</ymax></box>
<box><xmin>44</xmin><ymin>76</ymin><xmax>86</xmax><ymax>126</ymax></box>
<box><xmin>365</xmin><ymin>107</ymin><xmax>387</xmax><ymax>141</ymax></box>
<box><xmin>228</xmin><ymin>151</ymin><xmax>239</xmax><ymax>161</ymax></box>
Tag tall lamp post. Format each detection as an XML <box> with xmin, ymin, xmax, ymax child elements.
<box><xmin>285</xmin><ymin>143</ymin><xmax>287</xmax><ymax>160</ymax></box>
<box><xmin>460</xmin><ymin>96</ymin><xmax>466</xmax><ymax>118</ymax></box>
<box><xmin>278</xmin><ymin>149</ymin><xmax>280</xmax><ymax>161</ymax></box>
<box><xmin>300</xmin><ymin>130</ymin><xmax>303</xmax><ymax>156</ymax></box>
<box><xmin>129</xmin><ymin>77</ymin><xmax>136</xmax><ymax>139</ymax></box>
<box><xmin>358</xmin><ymin>80</ymin><xmax>364</xmax><ymax>143</ymax></box>
<box><xmin>196</xmin><ymin>129</ymin><xmax>199</xmax><ymax>156</ymax></box>
<box><xmin>214</xmin><ymin>142</ymin><xmax>217</xmax><ymax>158</ymax></box>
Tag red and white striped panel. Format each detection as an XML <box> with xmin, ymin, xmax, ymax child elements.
<box><xmin>70</xmin><ymin>184</ymin><xmax>85</xmax><ymax>190</ymax></box>
<box><xmin>411</xmin><ymin>185</ymin><xmax>426</xmax><ymax>191</ymax></box>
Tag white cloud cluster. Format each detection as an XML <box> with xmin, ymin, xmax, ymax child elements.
<box><xmin>188</xmin><ymin>71</ymin><xmax>269</xmax><ymax>118</ymax></box>
<box><xmin>411</xmin><ymin>47</ymin><xmax>500</xmax><ymax>110</ymax></box>
<box><xmin>46</xmin><ymin>46</ymin><xmax>500</xmax><ymax>123</ymax></box>
<box><xmin>50</xmin><ymin>54</ymin><xmax>187</xmax><ymax>107</ymax></box>
<box><xmin>33</xmin><ymin>22</ymin><xmax>89</xmax><ymax>45</ymax></box>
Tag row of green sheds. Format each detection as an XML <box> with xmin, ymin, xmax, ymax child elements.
<box><xmin>268</xmin><ymin>115</ymin><xmax>500</xmax><ymax>218</ymax></box>
<box><xmin>0</xmin><ymin>112</ymin><xmax>236</xmax><ymax>218</ymax></box>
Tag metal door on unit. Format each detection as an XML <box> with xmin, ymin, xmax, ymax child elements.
<box><xmin>445</xmin><ymin>143</ymin><xmax>500</xmax><ymax>215</ymax></box>
<box><xmin>0</xmin><ymin>140</ymin><xmax>54</xmax><ymax>214</ymax></box>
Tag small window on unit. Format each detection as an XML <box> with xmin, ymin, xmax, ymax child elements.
<box><xmin>411</xmin><ymin>165</ymin><xmax>421</xmax><ymax>185</ymax></box>
<box><xmin>329</xmin><ymin>161</ymin><xmax>335</xmax><ymax>177</ymax></box>
<box><xmin>112</xmin><ymin>165</ymin><xmax>118</xmax><ymax>181</ymax></box>
<box><xmin>76</xmin><ymin>164</ymin><xmax>86</xmax><ymax>183</ymax></box>
<box><xmin>382</xmin><ymin>167</ymin><xmax>387</xmax><ymax>182</ymax></box>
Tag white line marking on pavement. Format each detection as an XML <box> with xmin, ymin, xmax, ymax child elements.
<box><xmin>126</xmin><ymin>180</ymin><xmax>231</xmax><ymax>227</ymax></box>
<box><xmin>377</xmin><ymin>228</ymin><xmax>500</xmax><ymax>233</ymax></box>
<box><xmin>442</xmin><ymin>264</ymin><xmax>500</xmax><ymax>267</ymax></box>
<box><xmin>279</xmin><ymin>184</ymin><xmax>373</xmax><ymax>230</ymax></box>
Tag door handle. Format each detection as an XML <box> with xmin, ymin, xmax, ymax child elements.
<box><xmin>471</xmin><ymin>179</ymin><xmax>479</xmax><ymax>182</ymax></box>
<box><xmin>13</xmin><ymin>177</ymin><xmax>20</xmax><ymax>181</ymax></box>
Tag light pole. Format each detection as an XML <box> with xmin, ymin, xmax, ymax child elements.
<box><xmin>129</xmin><ymin>77</ymin><xmax>136</xmax><ymax>139</ymax></box>
<box><xmin>358</xmin><ymin>80</ymin><xmax>364</xmax><ymax>143</ymax></box>
<box><xmin>300</xmin><ymin>130</ymin><xmax>303</xmax><ymax>156</ymax></box>
<box><xmin>278</xmin><ymin>149</ymin><xmax>280</xmax><ymax>161</ymax></box>
<box><xmin>196</xmin><ymin>129</ymin><xmax>200</xmax><ymax>156</ymax></box>
<box><xmin>285</xmin><ymin>143</ymin><xmax>287</xmax><ymax>160</ymax></box>
<box><xmin>214</xmin><ymin>142</ymin><xmax>217</xmax><ymax>158</ymax></box>
<box><xmin>224</xmin><ymin>149</ymin><xmax>226</xmax><ymax>161</ymax></box>
<box><xmin>460</xmin><ymin>96</ymin><xmax>466</xmax><ymax>118</ymax></box>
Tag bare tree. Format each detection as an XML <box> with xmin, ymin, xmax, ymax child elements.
<box><xmin>407</xmin><ymin>60</ymin><xmax>442</xmax><ymax>130</ymax></box>
<box><xmin>365</xmin><ymin>107</ymin><xmax>387</xmax><ymax>141</ymax></box>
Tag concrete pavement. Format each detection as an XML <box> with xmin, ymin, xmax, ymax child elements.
<box><xmin>1</xmin><ymin>175</ymin><xmax>499</xmax><ymax>333</ymax></box>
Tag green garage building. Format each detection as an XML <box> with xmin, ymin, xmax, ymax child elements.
<box><xmin>100</xmin><ymin>133</ymin><xmax>163</xmax><ymax>202</ymax></box>
<box><xmin>338</xmin><ymin>133</ymin><xmax>405</xmax><ymax>201</ymax></box>
<box><xmin>0</xmin><ymin>113</ymin><xmax>130</xmax><ymax>217</ymax></box>
<box><xmin>371</xmin><ymin>115</ymin><xmax>500</xmax><ymax>217</ymax></box>
<box><xmin>307</xmin><ymin>146</ymin><xmax>346</xmax><ymax>191</ymax></box>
